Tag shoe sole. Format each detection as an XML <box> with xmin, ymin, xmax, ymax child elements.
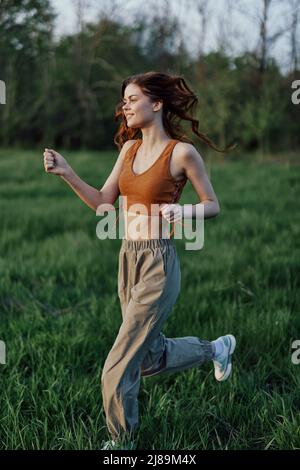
<box><xmin>216</xmin><ymin>334</ymin><xmax>236</xmax><ymax>382</ymax></box>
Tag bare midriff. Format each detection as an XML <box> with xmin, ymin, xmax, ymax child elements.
<box><xmin>122</xmin><ymin>210</ymin><xmax>172</xmax><ymax>240</ymax></box>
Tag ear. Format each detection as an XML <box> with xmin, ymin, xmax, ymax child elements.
<box><xmin>153</xmin><ymin>100</ymin><xmax>163</xmax><ymax>112</ymax></box>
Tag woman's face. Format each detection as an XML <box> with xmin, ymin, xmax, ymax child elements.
<box><xmin>122</xmin><ymin>83</ymin><xmax>162</xmax><ymax>128</ymax></box>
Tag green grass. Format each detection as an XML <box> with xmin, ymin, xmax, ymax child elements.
<box><xmin>0</xmin><ymin>147</ymin><xmax>299</xmax><ymax>450</ymax></box>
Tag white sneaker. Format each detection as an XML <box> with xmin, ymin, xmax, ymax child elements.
<box><xmin>101</xmin><ymin>439</ymin><xmax>117</xmax><ymax>450</ymax></box>
<box><xmin>213</xmin><ymin>334</ymin><xmax>236</xmax><ymax>381</ymax></box>
<box><xmin>101</xmin><ymin>439</ymin><xmax>136</xmax><ymax>450</ymax></box>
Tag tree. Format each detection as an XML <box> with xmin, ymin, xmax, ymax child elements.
<box><xmin>0</xmin><ymin>0</ymin><xmax>56</xmax><ymax>146</ymax></box>
<box><xmin>288</xmin><ymin>0</ymin><xmax>300</xmax><ymax>73</ymax></box>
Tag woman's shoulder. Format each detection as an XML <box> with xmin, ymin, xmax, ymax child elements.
<box><xmin>173</xmin><ymin>140</ymin><xmax>195</xmax><ymax>150</ymax></box>
<box><xmin>123</xmin><ymin>139</ymin><xmax>140</xmax><ymax>149</ymax></box>
<box><xmin>120</xmin><ymin>139</ymin><xmax>140</xmax><ymax>162</ymax></box>
<box><xmin>171</xmin><ymin>141</ymin><xmax>201</xmax><ymax>178</ymax></box>
<box><xmin>121</xmin><ymin>139</ymin><xmax>139</xmax><ymax>153</ymax></box>
<box><xmin>172</xmin><ymin>141</ymin><xmax>197</xmax><ymax>161</ymax></box>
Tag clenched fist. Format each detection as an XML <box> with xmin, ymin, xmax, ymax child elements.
<box><xmin>43</xmin><ymin>148</ymin><xmax>71</xmax><ymax>177</ymax></box>
<box><xmin>159</xmin><ymin>203</ymin><xmax>183</xmax><ymax>223</ymax></box>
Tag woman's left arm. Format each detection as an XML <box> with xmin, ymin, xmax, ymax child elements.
<box><xmin>160</xmin><ymin>144</ymin><xmax>220</xmax><ymax>222</ymax></box>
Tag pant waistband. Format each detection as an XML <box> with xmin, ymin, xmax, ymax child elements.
<box><xmin>121</xmin><ymin>237</ymin><xmax>175</xmax><ymax>251</ymax></box>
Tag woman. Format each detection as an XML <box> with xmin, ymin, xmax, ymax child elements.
<box><xmin>43</xmin><ymin>71</ymin><xmax>236</xmax><ymax>451</ymax></box>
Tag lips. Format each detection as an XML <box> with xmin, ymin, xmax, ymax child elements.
<box><xmin>126</xmin><ymin>114</ymin><xmax>134</xmax><ymax>118</ymax></box>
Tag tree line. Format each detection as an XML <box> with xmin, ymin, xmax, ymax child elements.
<box><xmin>0</xmin><ymin>0</ymin><xmax>299</xmax><ymax>153</ymax></box>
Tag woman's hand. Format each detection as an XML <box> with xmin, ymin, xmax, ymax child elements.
<box><xmin>159</xmin><ymin>203</ymin><xmax>183</xmax><ymax>223</ymax></box>
<box><xmin>43</xmin><ymin>148</ymin><xmax>71</xmax><ymax>177</ymax></box>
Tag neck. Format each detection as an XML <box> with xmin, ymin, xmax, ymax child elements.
<box><xmin>140</xmin><ymin>125</ymin><xmax>170</xmax><ymax>153</ymax></box>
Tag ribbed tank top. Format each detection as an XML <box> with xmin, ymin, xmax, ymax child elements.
<box><xmin>118</xmin><ymin>139</ymin><xmax>187</xmax><ymax>216</ymax></box>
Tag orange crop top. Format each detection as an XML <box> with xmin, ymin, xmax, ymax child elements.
<box><xmin>118</xmin><ymin>139</ymin><xmax>187</xmax><ymax>218</ymax></box>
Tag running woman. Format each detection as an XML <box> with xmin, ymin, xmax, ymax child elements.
<box><xmin>43</xmin><ymin>71</ymin><xmax>236</xmax><ymax>451</ymax></box>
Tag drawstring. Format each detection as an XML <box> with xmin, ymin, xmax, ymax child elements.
<box><xmin>169</xmin><ymin>218</ymin><xmax>189</xmax><ymax>238</ymax></box>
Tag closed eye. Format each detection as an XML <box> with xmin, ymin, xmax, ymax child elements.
<box><xmin>122</xmin><ymin>99</ymin><xmax>136</xmax><ymax>105</ymax></box>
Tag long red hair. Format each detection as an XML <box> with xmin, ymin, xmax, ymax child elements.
<box><xmin>114</xmin><ymin>71</ymin><xmax>236</xmax><ymax>152</ymax></box>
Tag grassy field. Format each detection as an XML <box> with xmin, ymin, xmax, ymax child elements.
<box><xmin>0</xmin><ymin>147</ymin><xmax>299</xmax><ymax>450</ymax></box>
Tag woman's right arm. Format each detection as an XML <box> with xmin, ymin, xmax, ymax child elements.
<box><xmin>43</xmin><ymin>140</ymin><xmax>136</xmax><ymax>212</ymax></box>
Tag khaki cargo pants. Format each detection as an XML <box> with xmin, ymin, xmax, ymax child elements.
<box><xmin>101</xmin><ymin>238</ymin><xmax>213</xmax><ymax>440</ymax></box>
